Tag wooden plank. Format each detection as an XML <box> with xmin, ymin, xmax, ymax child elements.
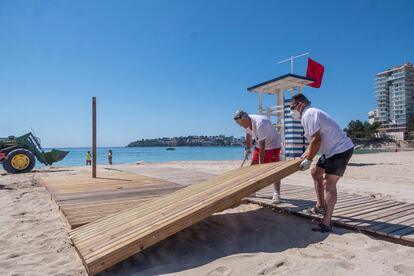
<box><xmin>62</xmin><ymin>199</ymin><xmax>152</xmax><ymax>229</ymax></box>
<box><xmin>380</xmin><ymin>216</ymin><xmax>414</xmax><ymax>234</ymax></box>
<box><xmin>399</xmin><ymin>230</ymin><xmax>414</xmax><ymax>242</ymax></box>
<box><xmin>388</xmin><ymin>221</ymin><xmax>414</xmax><ymax>239</ymax></box>
<box><xmin>119</xmin><ymin>166</ymin><xmax>215</xmax><ymax>186</ymax></box>
<box><xmin>290</xmin><ymin>195</ymin><xmax>377</xmax><ymax>215</ymax></box>
<box><xmin>332</xmin><ymin>200</ymin><xmax>400</xmax><ymax>217</ymax></box>
<box><xmin>343</xmin><ymin>203</ymin><xmax>414</xmax><ymax>228</ymax></box>
<box><xmin>364</xmin><ymin>213</ymin><xmax>414</xmax><ymax>234</ymax></box>
<box><xmin>341</xmin><ymin>203</ymin><xmax>414</xmax><ymax>227</ymax></box>
<box><xmin>70</xmin><ymin>160</ymin><xmax>301</xmax><ymax>275</ymax></box>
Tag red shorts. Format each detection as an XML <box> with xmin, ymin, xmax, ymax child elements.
<box><xmin>252</xmin><ymin>147</ymin><xmax>280</xmax><ymax>163</ymax></box>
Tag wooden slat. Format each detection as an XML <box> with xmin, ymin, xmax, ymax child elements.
<box><xmin>363</xmin><ymin>213</ymin><xmax>414</xmax><ymax>234</ymax></box>
<box><xmin>340</xmin><ymin>203</ymin><xmax>414</xmax><ymax>227</ymax></box>
<box><xmin>69</xmin><ymin>160</ymin><xmax>301</xmax><ymax>275</ymax></box>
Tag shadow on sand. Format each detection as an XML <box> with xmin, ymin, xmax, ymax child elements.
<box><xmin>98</xmin><ymin>206</ymin><xmax>337</xmax><ymax>276</ymax></box>
<box><xmin>348</xmin><ymin>162</ymin><xmax>398</xmax><ymax>167</ymax></box>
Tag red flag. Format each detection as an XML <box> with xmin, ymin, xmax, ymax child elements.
<box><xmin>306</xmin><ymin>58</ymin><xmax>324</xmax><ymax>88</ymax></box>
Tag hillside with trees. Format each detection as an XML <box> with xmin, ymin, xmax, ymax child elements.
<box><xmin>127</xmin><ymin>135</ymin><xmax>245</xmax><ymax>147</ymax></box>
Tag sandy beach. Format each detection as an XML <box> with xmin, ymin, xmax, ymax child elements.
<box><xmin>1</xmin><ymin>151</ymin><xmax>414</xmax><ymax>275</ymax></box>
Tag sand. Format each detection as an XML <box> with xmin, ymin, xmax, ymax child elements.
<box><xmin>0</xmin><ymin>173</ymin><xmax>85</xmax><ymax>275</ymax></box>
<box><xmin>1</xmin><ymin>151</ymin><xmax>414</xmax><ymax>275</ymax></box>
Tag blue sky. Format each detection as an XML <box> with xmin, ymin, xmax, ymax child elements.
<box><xmin>1</xmin><ymin>0</ymin><xmax>413</xmax><ymax>147</ymax></box>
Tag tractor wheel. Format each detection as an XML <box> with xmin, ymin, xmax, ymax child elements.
<box><xmin>3</xmin><ymin>149</ymin><xmax>36</xmax><ymax>174</ymax></box>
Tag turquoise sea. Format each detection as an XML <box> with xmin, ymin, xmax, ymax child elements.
<box><xmin>43</xmin><ymin>147</ymin><xmax>246</xmax><ymax>167</ymax></box>
<box><xmin>42</xmin><ymin>146</ymin><xmax>385</xmax><ymax>167</ymax></box>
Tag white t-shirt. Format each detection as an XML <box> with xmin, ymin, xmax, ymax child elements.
<box><xmin>248</xmin><ymin>115</ymin><xmax>281</xmax><ymax>150</ymax></box>
<box><xmin>301</xmin><ymin>107</ymin><xmax>354</xmax><ymax>158</ymax></box>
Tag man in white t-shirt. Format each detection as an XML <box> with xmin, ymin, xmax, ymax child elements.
<box><xmin>234</xmin><ymin>110</ymin><xmax>282</xmax><ymax>203</ymax></box>
<box><xmin>290</xmin><ymin>94</ymin><xmax>354</xmax><ymax>233</ymax></box>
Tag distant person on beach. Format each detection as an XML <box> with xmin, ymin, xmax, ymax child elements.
<box><xmin>290</xmin><ymin>94</ymin><xmax>354</xmax><ymax>233</ymax></box>
<box><xmin>86</xmin><ymin>151</ymin><xmax>92</xmax><ymax>166</ymax></box>
<box><xmin>108</xmin><ymin>149</ymin><xmax>113</xmax><ymax>165</ymax></box>
<box><xmin>234</xmin><ymin>110</ymin><xmax>282</xmax><ymax>204</ymax></box>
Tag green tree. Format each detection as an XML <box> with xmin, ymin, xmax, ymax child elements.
<box><xmin>407</xmin><ymin>116</ymin><xmax>414</xmax><ymax>140</ymax></box>
<box><xmin>407</xmin><ymin>116</ymin><xmax>414</xmax><ymax>132</ymax></box>
<box><xmin>344</xmin><ymin>120</ymin><xmax>381</xmax><ymax>139</ymax></box>
<box><xmin>344</xmin><ymin>120</ymin><xmax>365</xmax><ymax>138</ymax></box>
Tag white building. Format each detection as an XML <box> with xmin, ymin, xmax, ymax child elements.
<box><xmin>368</xmin><ymin>109</ymin><xmax>378</xmax><ymax>124</ymax></box>
<box><xmin>375</xmin><ymin>62</ymin><xmax>414</xmax><ymax>139</ymax></box>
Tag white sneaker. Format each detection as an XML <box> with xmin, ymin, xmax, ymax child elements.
<box><xmin>271</xmin><ymin>192</ymin><xmax>281</xmax><ymax>204</ymax></box>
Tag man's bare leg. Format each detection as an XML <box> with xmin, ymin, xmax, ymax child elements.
<box><xmin>311</xmin><ymin>166</ymin><xmax>326</xmax><ymax>209</ymax></box>
<box><xmin>322</xmin><ymin>174</ymin><xmax>341</xmax><ymax>226</ymax></box>
<box><xmin>271</xmin><ymin>180</ymin><xmax>281</xmax><ymax>203</ymax></box>
<box><xmin>273</xmin><ymin>181</ymin><xmax>280</xmax><ymax>194</ymax></box>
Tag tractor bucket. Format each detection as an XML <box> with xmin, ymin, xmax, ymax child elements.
<box><xmin>43</xmin><ymin>149</ymin><xmax>69</xmax><ymax>165</ymax></box>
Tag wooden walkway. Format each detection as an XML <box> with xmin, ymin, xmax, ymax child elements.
<box><xmin>38</xmin><ymin>170</ymin><xmax>184</xmax><ymax>229</ymax></box>
<box><xmin>69</xmin><ymin>160</ymin><xmax>300</xmax><ymax>275</ymax></box>
<box><xmin>249</xmin><ymin>184</ymin><xmax>414</xmax><ymax>245</ymax></box>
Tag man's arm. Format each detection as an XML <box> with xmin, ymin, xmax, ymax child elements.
<box><xmin>259</xmin><ymin>140</ymin><xmax>266</xmax><ymax>164</ymax></box>
<box><xmin>246</xmin><ymin>133</ymin><xmax>252</xmax><ymax>150</ymax></box>
<box><xmin>302</xmin><ymin>131</ymin><xmax>321</xmax><ymax>160</ymax></box>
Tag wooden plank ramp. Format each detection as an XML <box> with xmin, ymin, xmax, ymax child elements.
<box><xmin>249</xmin><ymin>184</ymin><xmax>414</xmax><ymax>246</ymax></box>
<box><xmin>69</xmin><ymin>160</ymin><xmax>301</xmax><ymax>275</ymax></box>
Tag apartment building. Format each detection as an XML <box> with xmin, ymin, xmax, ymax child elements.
<box><xmin>375</xmin><ymin>62</ymin><xmax>414</xmax><ymax>138</ymax></box>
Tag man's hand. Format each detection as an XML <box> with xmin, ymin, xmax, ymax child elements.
<box><xmin>299</xmin><ymin>159</ymin><xmax>312</xmax><ymax>171</ymax></box>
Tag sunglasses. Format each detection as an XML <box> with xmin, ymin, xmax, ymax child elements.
<box><xmin>290</xmin><ymin>103</ymin><xmax>299</xmax><ymax>111</ymax></box>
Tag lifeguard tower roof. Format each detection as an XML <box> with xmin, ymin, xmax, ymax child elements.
<box><xmin>247</xmin><ymin>73</ymin><xmax>314</xmax><ymax>94</ymax></box>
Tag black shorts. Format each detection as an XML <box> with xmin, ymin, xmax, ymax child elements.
<box><xmin>316</xmin><ymin>148</ymin><xmax>354</xmax><ymax>177</ymax></box>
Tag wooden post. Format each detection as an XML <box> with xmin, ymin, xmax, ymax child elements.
<box><xmin>92</xmin><ymin>97</ymin><xmax>97</xmax><ymax>178</ymax></box>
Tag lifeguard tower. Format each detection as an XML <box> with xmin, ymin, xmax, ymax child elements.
<box><xmin>247</xmin><ymin>53</ymin><xmax>315</xmax><ymax>159</ymax></box>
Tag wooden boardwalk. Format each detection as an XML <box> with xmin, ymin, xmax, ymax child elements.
<box><xmin>38</xmin><ymin>170</ymin><xmax>185</xmax><ymax>229</ymax></box>
<box><xmin>249</xmin><ymin>184</ymin><xmax>414</xmax><ymax>245</ymax></box>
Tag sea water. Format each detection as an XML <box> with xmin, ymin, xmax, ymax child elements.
<box><xmin>42</xmin><ymin>147</ymin><xmax>246</xmax><ymax>167</ymax></box>
<box><xmin>41</xmin><ymin>146</ymin><xmax>382</xmax><ymax>168</ymax></box>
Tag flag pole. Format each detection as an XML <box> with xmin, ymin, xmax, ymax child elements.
<box><xmin>277</xmin><ymin>52</ymin><xmax>309</xmax><ymax>74</ymax></box>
